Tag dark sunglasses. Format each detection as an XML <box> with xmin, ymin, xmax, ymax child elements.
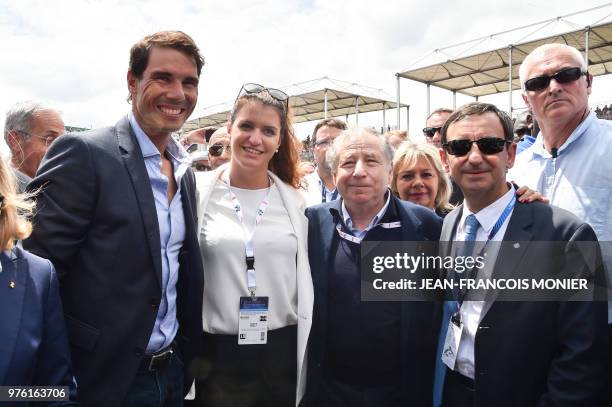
<box><xmin>523</xmin><ymin>67</ymin><xmax>587</xmax><ymax>92</ymax></box>
<box><xmin>443</xmin><ymin>137</ymin><xmax>510</xmax><ymax>156</ymax></box>
<box><xmin>208</xmin><ymin>143</ymin><xmax>227</xmax><ymax>157</ymax></box>
<box><xmin>422</xmin><ymin>126</ymin><xmax>443</xmax><ymax>138</ymax></box>
<box><xmin>237</xmin><ymin>83</ymin><xmax>289</xmax><ymax>105</ymax></box>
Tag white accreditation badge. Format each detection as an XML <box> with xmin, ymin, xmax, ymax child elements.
<box><xmin>238</xmin><ymin>296</ymin><xmax>269</xmax><ymax>345</ymax></box>
<box><xmin>441</xmin><ymin>316</ymin><xmax>463</xmax><ymax>370</ymax></box>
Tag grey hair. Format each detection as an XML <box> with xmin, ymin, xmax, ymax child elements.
<box><xmin>519</xmin><ymin>44</ymin><xmax>587</xmax><ymax>90</ymax></box>
<box><xmin>4</xmin><ymin>101</ymin><xmax>57</xmax><ymax>142</ymax></box>
<box><xmin>326</xmin><ymin>126</ymin><xmax>394</xmax><ymax>174</ymax></box>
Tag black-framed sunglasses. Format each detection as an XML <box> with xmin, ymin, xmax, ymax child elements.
<box><xmin>523</xmin><ymin>67</ymin><xmax>587</xmax><ymax>92</ymax></box>
<box><xmin>422</xmin><ymin>126</ymin><xmax>443</xmax><ymax>138</ymax></box>
<box><xmin>208</xmin><ymin>143</ymin><xmax>228</xmax><ymax>157</ymax></box>
<box><xmin>443</xmin><ymin>137</ymin><xmax>511</xmax><ymax>156</ymax></box>
<box><xmin>236</xmin><ymin>83</ymin><xmax>289</xmax><ymax>106</ymax></box>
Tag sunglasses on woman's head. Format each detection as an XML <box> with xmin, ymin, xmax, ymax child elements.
<box><xmin>237</xmin><ymin>83</ymin><xmax>289</xmax><ymax>105</ymax></box>
<box><xmin>523</xmin><ymin>67</ymin><xmax>587</xmax><ymax>92</ymax></box>
<box><xmin>443</xmin><ymin>137</ymin><xmax>510</xmax><ymax>156</ymax></box>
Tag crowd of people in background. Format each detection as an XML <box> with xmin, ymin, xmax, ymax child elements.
<box><xmin>595</xmin><ymin>104</ymin><xmax>612</xmax><ymax>120</ymax></box>
<box><xmin>1</xmin><ymin>30</ymin><xmax>611</xmax><ymax>407</ymax></box>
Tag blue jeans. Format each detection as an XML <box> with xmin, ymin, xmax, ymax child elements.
<box><xmin>122</xmin><ymin>353</ymin><xmax>184</xmax><ymax>407</ymax></box>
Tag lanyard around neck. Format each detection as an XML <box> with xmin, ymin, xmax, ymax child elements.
<box><xmin>335</xmin><ymin>220</ymin><xmax>402</xmax><ymax>244</ymax></box>
<box><xmin>454</xmin><ymin>194</ymin><xmax>516</xmax><ymax>308</ymax></box>
<box><xmin>320</xmin><ymin>177</ymin><xmax>338</xmax><ymax>203</ymax></box>
<box><xmin>225</xmin><ymin>172</ymin><xmax>272</xmax><ymax>296</ymax></box>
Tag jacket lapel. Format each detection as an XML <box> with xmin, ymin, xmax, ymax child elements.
<box><xmin>115</xmin><ymin>116</ymin><xmax>162</xmax><ymax>287</ymax></box>
<box><xmin>480</xmin><ymin>202</ymin><xmax>534</xmax><ymax>319</ymax></box>
<box><xmin>441</xmin><ymin>206</ymin><xmax>463</xmax><ymax>258</ymax></box>
<box><xmin>316</xmin><ymin>199</ymin><xmax>342</xmax><ymax>336</ymax></box>
<box><xmin>0</xmin><ymin>250</ymin><xmax>27</xmax><ymax>383</ymax></box>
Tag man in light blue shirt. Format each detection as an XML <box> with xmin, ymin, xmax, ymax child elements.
<box><xmin>510</xmin><ymin>43</ymin><xmax>612</xmax><ymax>404</ymax></box>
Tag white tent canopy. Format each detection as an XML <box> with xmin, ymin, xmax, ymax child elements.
<box><xmin>395</xmin><ymin>4</ymin><xmax>612</xmax><ymax>115</ymax></box>
<box><xmin>183</xmin><ymin>77</ymin><xmax>407</xmax><ymax>132</ymax></box>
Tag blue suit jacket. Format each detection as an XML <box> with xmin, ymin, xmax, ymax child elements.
<box><xmin>0</xmin><ymin>247</ymin><xmax>78</xmax><ymax>405</ymax></box>
<box><xmin>304</xmin><ymin>195</ymin><xmax>442</xmax><ymax>407</ymax></box>
<box><xmin>434</xmin><ymin>201</ymin><xmax>608</xmax><ymax>407</ymax></box>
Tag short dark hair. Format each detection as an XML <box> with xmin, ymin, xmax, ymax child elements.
<box><xmin>312</xmin><ymin>118</ymin><xmax>347</xmax><ymax>143</ymax></box>
<box><xmin>426</xmin><ymin>107</ymin><xmax>454</xmax><ymax>122</ymax></box>
<box><xmin>129</xmin><ymin>31</ymin><xmax>205</xmax><ymax>79</ymax></box>
<box><xmin>441</xmin><ymin>102</ymin><xmax>514</xmax><ymax>144</ymax></box>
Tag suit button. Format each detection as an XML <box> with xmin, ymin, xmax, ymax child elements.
<box><xmin>150</xmin><ymin>299</ymin><xmax>160</xmax><ymax>308</ymax></box>
<box><xmin>134</xmin><ymin>348</ymin><xmax>143</xmax><ymax>357</ymax></box>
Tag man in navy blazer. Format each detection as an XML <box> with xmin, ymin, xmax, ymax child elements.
<box><xmin>24</xmin><ymin>31</ymin><xmax>205</xmax><ymax>406</ymax></box>
<box><xmin>304</xmin><ymin>127</ymin><xmax>442</xmax><ymax>407</ymax></box>
<box><xmin>0</xmin><ymin>247</ymin><xmax>78</xmax><ymax>406</ymax></box>
<box><xmin>435</xmin><ymin>102</ymin><xmax>607</xmax><ymax>407</ymax></box>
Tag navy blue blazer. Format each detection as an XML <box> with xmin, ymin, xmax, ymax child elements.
<box><xmin>304</xmin><ymin>195</ymin><xmax>442</xmax><ymax>407</ymax></box>
<box><xmin>0</xmin><ymin>247</ymin><xmax>78</xmax><ymax>405</ymax></box>
<box><xmin>435</xmin><ymin>201</ymin><xmax>608</xmax><ymax>407</ymax></box>
<box><xmin>24</xmin><ymin>117</ymin><xmax>204</xmax><ymax>406</ymax></box>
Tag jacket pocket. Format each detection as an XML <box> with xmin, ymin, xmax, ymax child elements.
<box><xmin>65</xmin><ymin>314</ymin><xmax>100</xmax><ymax>351</ymax></box>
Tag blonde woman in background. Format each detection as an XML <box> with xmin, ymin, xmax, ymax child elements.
<box><xmin>391</xmin><ymin>141</ymin><xmax>454</xmax><ymax>217</ymax></box>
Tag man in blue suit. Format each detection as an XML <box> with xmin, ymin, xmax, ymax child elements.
<box><xmin>24</xmin><ymin>31</ymin><xmax>205</xmax><ymax>406</ymax></box>
<box><xmin>435</xmin><ymin>102</ymin><xmax>607</xmax><ymax>407</ymax></box>
<box><xmin>304</xmin><ymin>127</ymin><xmax>442</xmax><ymax>407</ymax></box>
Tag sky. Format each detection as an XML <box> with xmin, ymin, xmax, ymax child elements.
<box><xmin>1</xmin><ymin>0</ymin><xmax>610</xmax><ymax>154</ymax></box>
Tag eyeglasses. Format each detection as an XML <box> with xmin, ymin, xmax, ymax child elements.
<box><xmin>16</xmin><ymin>130</ymin><xmax>60</xmax><ymax>146</ymax></box>
<box><xmin>208</xmin><ymin>143</ymin><xmax>228</xmax><ymax>157</ymax></box>
<box><xmin>237</xmin><ymin>83</ymin><xmax>289</xmax><ymax>106</ymax></box>
<box><xmin>422</xmin><ymin>126</ymin><xmax>443</xmax><ymax>138</ymax></box>
<box><xmin>443</xmin><ymin>137</ymin><xmax>510</xmax><ymax>156</ymax></box>
<box><xmin>523</xmin><ymin>67</ymin><xmax>587</xmax><ymax>92</ymax></box>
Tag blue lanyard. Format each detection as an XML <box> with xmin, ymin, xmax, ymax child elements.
<box><xmin>454</xmin><ymin>194</ymin><xmax>516</xmax><ymax>311</ymax></box>
<box><xmin>486</xmin><ymin>194</ymin><xmax>516</xmax><ymax>242</ymax></box>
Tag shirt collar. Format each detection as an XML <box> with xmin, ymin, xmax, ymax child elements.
<box><xmin>460</xmin><ymin>185</ymin><xmax>514</xmax><ymax>236</ymax></box>
<box><xmin>127</xmin><ymin>112</ymin><xmax>191</xmax><ymax>165</ymax></box>
<box><xmin>530</xmin><ymin>111</ymin><xmax>595</xmax><ymax>158</ymax></box>
<box><xmin>341</xmin><ymin>190</ymin><xmax>391</xmax><ymax>232</ymax></box>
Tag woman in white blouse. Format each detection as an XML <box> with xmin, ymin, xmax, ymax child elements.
<box><xmin>193</xmin><ymin>83</ymin><xmax>313</xmax><ymax>407</ymax></box>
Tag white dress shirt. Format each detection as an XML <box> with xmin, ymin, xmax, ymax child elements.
<box><xmin>454</xmin><ymin>186</ymin><xmax>515</xmax><ymax>379</ymax></box>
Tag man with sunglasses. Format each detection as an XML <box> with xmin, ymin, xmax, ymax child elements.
<box><xmin>206</xmin><ymin>126</ymin><xmax>231</xmax><ymax>169</ymax></box>
<box><xmin>3</xmin><ymin>101</ymin><xmax>65</xmax><ymax>192</ymax></box>
<box><xmin>511</xmin><ymin>45</ymin><xmax>612</xmax><ymax>394</ymax></box>
<box><xmin>423</xmin><ymin>108</ymin><xmax>453</xmax><ymax>148</ymax></box>
<box><xmin>435</xmin><ymin>101</ymin><xmax>607</xmax><ymax>407</ymax></box>
<box><xmin>423</xmin><ymin>107</ymin><xmax>464</xmax><ymax>205</ymax></box>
